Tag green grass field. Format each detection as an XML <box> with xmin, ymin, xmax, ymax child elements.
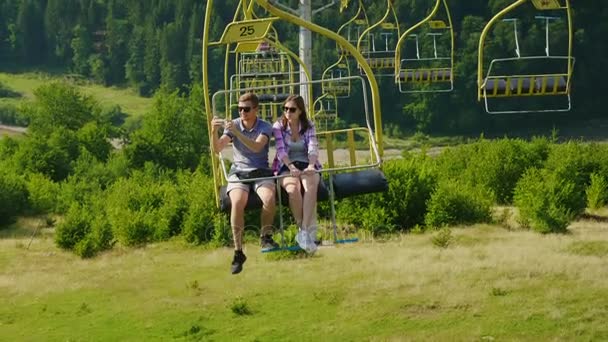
<box><xmin>0</xmin><ymin>72</ymin><xmax>152</xmax><ymax>118</ymax></box>
<box><xmin>2</xmin><ymin>214</ymin><xmax>608</xmax><ymax>340</ymax></box>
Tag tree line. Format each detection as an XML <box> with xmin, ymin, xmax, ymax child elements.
<box><xmin>1</xmin><ymin>0</ymin><xmax>607</xmax><ymax>134</ymax></box>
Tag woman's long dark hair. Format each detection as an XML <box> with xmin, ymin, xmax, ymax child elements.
<box><xmin>281</xmin><ymin>95</ymin><xmax>311</xmax><ymax>134</ymax></box>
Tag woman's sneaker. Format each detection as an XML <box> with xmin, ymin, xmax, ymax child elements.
<box><xmin>296</xmin><ymin>230</ymin><xmax>317</xmax><ymax>254</ymax></box>
<box><xmin>308</xmin><ymin>227</ymin><xmax>319</xmax><ymax>246</ymax></box>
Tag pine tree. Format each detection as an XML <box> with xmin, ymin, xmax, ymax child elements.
<box><xmin>125</xmin><ymin>26</ymin><xmax>147</xmax><ymax>94</ymax></box>
<box><xmin>16</xmin><ymin>0</ymin><xmax>46</xmax><ymax>65</ymax></box>
<box><xmin>71</xmin><ymin>25</ymin><xmax>93</xmax><ymax>76</ymax></box>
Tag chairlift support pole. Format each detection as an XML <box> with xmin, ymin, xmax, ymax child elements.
<box><xmin>274</xmin><ymin>0</ymin><xmax>335</xmax><ymax>107</ymax></box>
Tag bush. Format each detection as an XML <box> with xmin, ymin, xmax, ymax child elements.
<box><xmin>424</xmin><ymin>181</ymin><xmax>493</xmax><ymax>228</ymax></box>
<box><xmin>334</xmin><ymin>156</ymin><xmax>437</xmax><ymax>232</ymax></box>
<box><xmin>13</xmin><ymin>130</ymin><xmax>79</xmax><ymax>181</ymax></box>
<box><xmin>55</xmin><ymin>203</ymin><xmax>113</xmax><ymax>257</ymax></box>
<box><xmin>544</xmin><ymin>141</ymin><xmax>603</xmax><ymax>190</ymax></box>
<box><xmin>435</xmin><ymin>137</ymin><xmax>549</xmax><ymax>204</ymax></box>
<box><xmin>55</xmin><ymin>204</ymin><xmax>93</xmax><ymax>250</ymax></box>
<box><xmin>0</xmin><ymin>171</ymin><xmax>27</xmax><ymax>225</ymax></box>
<box><xmin>106</xmin><ymin>165</ymin><xmax>186</xmax><ymax>246</ymax></box>
<box><xmin>0</xmin><ymin>81</ymin><xmax>21</xmax><ymax>98</ymax></box>
<box><xmin>77</xmin><ymin>122</ymin><xmax>112</xmax><ymax>162</ymax></box>
<box><xmin>514</xmin><ymin>167</ymin><xmax>586</xmax><ymax>233</ymax></box>
<box><xmin>586</xmin><ymin>173</ymin><xmax>608</xmax><ymax>210</ymax></box>
<box><xmin>0</xmin><ymin>104</ymin><xmax>28</xmax><ymax>126</ymax></box>
<box><xmin>382</xmin><ymin>156</ymin><xmax>437</xmax><ymax>229</ymax></box>
<box><xmin>180</xmin><ymin>171</ymin><xmax>221</xmax><ymax>244</ymax></box>
<box><xmin>26</xmin><ymin>173</ymin><xmax>60</xmax><ymax>214</ymax></box>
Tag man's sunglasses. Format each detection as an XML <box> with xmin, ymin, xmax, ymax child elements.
<box><xmin>283</xmin><ymin>106</ymin><xmax>297</xmax><ymax>113</ymax></box>
<box><xmin>238</xmin><ymin>106</ymin><xmax>251</xmax><ymax>113</ymax></box>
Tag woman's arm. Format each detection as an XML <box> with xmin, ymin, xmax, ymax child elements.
<box><xmin>273</xmin><ymin>122</ymin><xmax>291</xmax><ymax>165</ymax></box>
<box><xmin>306</xmin><ymin>122</ymin><xmax>319</xmax><ymax>166</ymax></box>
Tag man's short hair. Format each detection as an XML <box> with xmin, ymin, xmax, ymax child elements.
<box><xmin>239</xmin><ymin>93</ymin><xmax>259</xmax><ymax>108</ymax></box>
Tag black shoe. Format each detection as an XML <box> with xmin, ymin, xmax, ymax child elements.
<box><xmin>231</xmin><ymin>250</ymin><xmax>247</xmax><ymax>275</ymax></box>
<box><xmin>260</xmin><ymin>234</ymin><xmax>280</xmax><ymax>250</ymax></box>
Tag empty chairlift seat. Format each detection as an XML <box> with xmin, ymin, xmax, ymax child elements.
<box><xmin>331</xmin><ymin>169</ymin><xmax>388</xmax><ymax>199</ymax></box>
<box><xmin>482</xmin><ymin>78</ymin><xmax>508</xmax><ymax>96</ymax></box>
<box><xmin>399</xmin><ymin>69</ymin><xmax>452</xmax><ymax>82</ymax></box>
<box><xmin>483</xmin><ymin>75</ymin><xmax>568</xmax><ymax>97</ymax></box>
<box><xmin>536</xmin><ymin>75</ymin><xmax>568</xmax><ymax>94</ymax></box>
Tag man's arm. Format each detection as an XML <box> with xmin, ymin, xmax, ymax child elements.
<box><xmin>211</xmin><ymin>117</ymin><xmax>230</xmax><ymax>153</ymax></box>
<box><xmin>226</xmin><ymin>120</ymin><xmax>269</xmax><ymax>153</ymax></box>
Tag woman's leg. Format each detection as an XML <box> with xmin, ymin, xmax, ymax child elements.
<box><xmin>300</xmin><ymin>173</ymin><xmax>320</xmax><ymax>231</ymax></box>
<box><xmin>280</xmin><ymin>176</ymin><xmax>303</xmax><ymax>227</ymax></box>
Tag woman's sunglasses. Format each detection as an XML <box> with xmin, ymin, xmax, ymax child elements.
<box><xmin>283</xmin><ymin>106</ymin><xmax>297</xmax><ymax>113</ymax></box>
<box><xmin>238</xmin><ymin>106</ymin><xmax>251</xmax><ymax>113</ymax></box>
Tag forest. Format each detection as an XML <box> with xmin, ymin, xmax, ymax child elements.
<box><xmin>1</xmin><ymin>0</ymin><xmax>606</xmax><ymax>134</ymax></box>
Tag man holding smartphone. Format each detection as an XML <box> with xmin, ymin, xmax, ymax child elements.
<box><xmin>211</xmin><ymin>93</ymin><xmax>278</xmax><ymax>274</ymax></box>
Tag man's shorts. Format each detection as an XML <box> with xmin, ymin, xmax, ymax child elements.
<box><xmin>226</xmin><ymin>174</ymin><xmax>276</xmax><ymax>194</ymax></box>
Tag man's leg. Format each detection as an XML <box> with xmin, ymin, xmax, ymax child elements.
<box><xmin>229</xmin><ymin>188</ymin><xmax>249</xmax><ymax>251</ymax></box>
<box><xmin>255</xmin><ymin>182</ymin><xmax>276</xmax><ymax>237</ymax></box>
<box><xmin>228</xmin><ymin>187</ymin><xmax>249</xmax><ymax>275</ymax></box>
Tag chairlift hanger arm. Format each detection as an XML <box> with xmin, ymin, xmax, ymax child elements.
<box><xmin>313</xmin><ymin>1</ymin><xmax>337</xmax><ymax>15</ymax></box>
<box><xmin>477</xmin><ymin>0</ymin><xmax>527</xmax><ymax>101</ymax></box>
<box><xmin>259</xmin><ymin>0</ymin><xmax>384</xmax><ymax>157</ymax></box>
<box><xmin>356</xmin><ymin>0</ymin><xmax>395</xmax><ymax>53</ymax></box>
<box><xmin>394</xmin><ymin>0</ymin><xmax>444</xmax><ymax>78</ymax></box>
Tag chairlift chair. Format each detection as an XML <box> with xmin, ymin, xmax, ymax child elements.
<box><xmin>356</xmin><ymin>0</ymin><xmax>401</xmax><ymax>78</ymax></box>
<box><xmin>477</xmin><ymin>0</ymin><xmax>575</xmax><ymax>114</ymax></box>
<box><xmin>394</xmin><ymin>0</ymin><xmax>455</xmax><ymax>93</ymax></box>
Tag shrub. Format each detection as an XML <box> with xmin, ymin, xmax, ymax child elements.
<box><xmin>435</xmin><ymin>137</ymin><xmax>549</xmax><ymax>204</ymax></box>
<box><xmin>55</xmin><ymin>203</ymin><xmax>113</xmax><ymax>257</ymax></box>
<box><xmin>0</xmin><ymin>104</ymin><xmax>28</xmax><ymax>126</ymax></box>
<box><xmin>125</xmin><ymin>88</ymin><xmax>207</xmax><ymax>170</ymax></box>
<box><xmin>55</xmin><ymin>204</ymin><xmax>93</xmax><ymax>250</ymax></box>
<box><xmin>544</xmin><ymin>141</ymin><xmax>602</xmax><ymax>190</ymax></box>
<box><xmin>0</xmin><ymin>171</ymin><xmax>27</xmax><ymax>225</ymax></box>
<box><xmin>382</xmin><ymin>156</ymin><xmax>437</xmax><ymax>229</ymax></box>
<box><xmin>431</xmin><ymin>228</ymin><xmax>453</xmax><ymax>248</ymax></box>
<box><xmin>335</xmin><ymin>156</ymin><xmax>437</xmax><ymax>232</ymax></box>
<box><xmin>424</xmin><ymin>181</ymin><xmax>493</xmax><ymax>228</ymax></box>
<box><xmin>586</xmin><ymin>173</ymin><xmax>608</xmax><ymax>210</ymax></box>
<box><xmin>514</xmin><ymin>167</ymin><xmax>585</xmax><ymax>233</ymax></box>
<box><xmin>0</xmin><ymin>81</ymin><xmax>22</xmax><ymax>98</ymax></box>
<box><xmin>336</xmin><ymin>195</ymin><xmax>395</xmax><ymax>235</ymax></box>
<box><xmin>106</xmin><ymin>165</ymin><xmax>186</xmax><ymax>246</ymax></box>
<box><xmin>13</xmin><ymin>130</ymin><xmax>79</xmax><ymax>181</ymax></box>
<box><xmin>26</xmin><ymin>173</ymin><xmax>60</xmax><ymax>214</ymax></box>
<box><xmin>180</xmin><ymin>171</ymin><xmax>220</xmax><ymax>244</ymax></box>
<box><xmin>77</xmin><ymin>122</ymin><xmax>112</xmax><ymax>162</ymax></box>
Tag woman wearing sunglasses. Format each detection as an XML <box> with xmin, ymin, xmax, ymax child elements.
<box><xmin>272</xmin><ymin>95</ymin><xmax>322</xmax><ymax>253</ymax></box>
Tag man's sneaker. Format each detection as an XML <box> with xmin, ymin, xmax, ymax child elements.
<box><xmin>260</xmin><ymin>234</ymin><xmax>279</xmax><ymax>250</ymax></box>
<box><xmin>231</xmin><ymin>250</ymin><xmax>247</xmax><ymax>275</ymax></box>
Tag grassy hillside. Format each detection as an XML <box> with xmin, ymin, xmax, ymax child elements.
<box><xmin>0</xmin><ymin>72</ymin><xmax>152</xmax><ymax>118</ymax></box>
<box><xmin>1</xmin><ymin>214</ymin><xmax>608</xmax><ymax>340</ymax></box>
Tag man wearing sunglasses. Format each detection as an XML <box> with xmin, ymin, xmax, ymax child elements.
<box><xmin>211</xmin><ymin>93</ymin><xmax>278</xmax><ymax>274</ymax></box>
